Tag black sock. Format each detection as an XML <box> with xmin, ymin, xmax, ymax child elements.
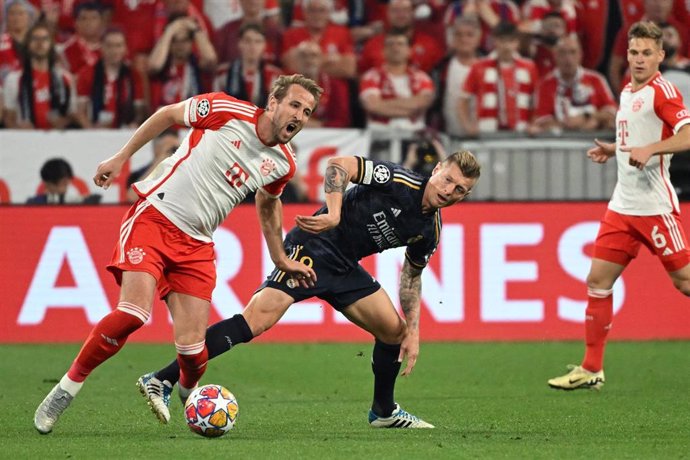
<box><xmin>155</xmin><ymin>314</ymin><xmax>254</xmax><ymax>385</ymax></box>
<box><xmin>371</xmin><ymin>339</ymin><xmax>401</xmax><ymax>417</ymax></box>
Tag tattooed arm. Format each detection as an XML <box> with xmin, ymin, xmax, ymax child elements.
<box><xmin>295</xmin><ymin>156</ymin><xmax>358</xmax><ymax>234</ymax></box>
<box><xmin>398</xmin><ymin>258</ymin><xmax>423</xmax><ymax>376</ymax></box>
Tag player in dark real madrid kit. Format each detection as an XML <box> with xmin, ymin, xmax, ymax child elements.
<box><xmin>139</xmin><ymin>151</ymin><xmax>481</xmax><ymax>428</ymax></box>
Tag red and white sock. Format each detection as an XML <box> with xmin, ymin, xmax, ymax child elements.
<box><xmin>67</xmin><ymin>302</ymin><xmax>149</xmax><ymax>383</ymax></box>
<box><xmin>581</xmin><ymin>287</ymin><xmax>613</xmax><ymax>373</ymax></box>
<box><xmin>177</xmin><ymin>340</ymin><xmax>208</xmax><ymax>391</ymax></box>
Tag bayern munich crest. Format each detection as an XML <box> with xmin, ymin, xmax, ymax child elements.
<box><xmin>126</xmin><ymin>247</ymin><xmax>146</xmax><ymax>265</ymax></box>
<box><xmin>632</xmin><ymin>97</ymin><xmax>644</xmax><ymax>112</ymax></box>
<box><xmin>260</xmin><ymin>158</ymin><xmax>276</xmax><ymax>176</ymax></box>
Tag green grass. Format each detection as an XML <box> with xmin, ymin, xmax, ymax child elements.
<box><xmin>3</xmin><ymin>342</ymin><xmax>690</xmax><ymax>459</ymax></box>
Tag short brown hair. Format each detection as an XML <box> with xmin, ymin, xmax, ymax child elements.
<box><xmin>269</xmin><ymin>74</ymin><xmax>324</xmax><ymax>110</ymax></box>
<box><xmin>444</xmin><ymin>150</ymin><xmax>481</xmax><ymax>179</ymax></box>
<box><xmin>628</xmin><ymin>21</ymin><xmax>663</xmax><ymax>47</ymax></box>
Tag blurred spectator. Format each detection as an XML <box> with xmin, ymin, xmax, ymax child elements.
<box><xmin>401</xmin><ymin>131</ymin><xmax>446</xmax><ymax>176</ymax></box>
<box><xmin>153</xmin><ymin>0</ymin><xmax>213</xmax><ymax>43</ymax></box>
<box><xmin>214</xmin><ymin>0</ymin><xmax>283</xmax><ymax>65</ymax></box>
<box><xmin>213</xmin><ymin>23</ymin><xmax>282</xmax><ymax>107</ymax></box>
<box><xmin>520</xmin><ymin>0</ymin><xmax>577</xmax><ymax>35</ymax></box>
<box><xmin>3</xmin><ymin>22</ymin><xmax>76</xmax><ymax>129</ymax></box>
<box><xmin>292</xmin><ymin>39</ymin><xmax>350</xmax><ymax>127</ymax></box>
<box><xmin>659</xmin><ymin>22</ymin><xmax>690</xmax><ymax>104</ymax></box>
<box><xmin>608</xmin><ymin>0</ymin><xmax>686</xmax><ymax>92</ymax></box>
<box><xmin>287</xmin><ymin>0</ymin><xmax>388</xmax><ymax>45</ymax></box>
<box><xmin>57</xmin><ymin>2</ymin><xmax>103</xmax><ymax>75</ymax></box>
<box><xmin>528</xmin><ymin>36</ymin><xmax>616</xmax><ymax>136</ymax></box>
<box><xmin>429</xmin><ymin>16</ymin><xmax>482</xmax><ymax>137</ymax></box>
<box><xmin>75</xmin><ymin>28</ymin><xmax>145</xmax><ymax>129</ymax></box>
<box><xmin>360</xmin><ymin>0</ymin><xmax>445</xmax><ymax>73</ymax></box>
<box><xmin>458</xmin><ymin>21</ymin><xmax>537</xmax><ymax>135</ymax></box>
<box><xmin>110</xmin><ymin>0</ymin><xmax>158</xmax><ymax>61</ymax></box>
<box><xmin>203</xmin><ymin>0</ymin><xmax>280</xmax><ymax>30</ymax></box>
<box><xmin>148</xmin><ymin>15</ymin><xmax>217</xmax><ymax>110</ymax></box>
<box><xmin>1</xmin><ymin>0</ymin><xmax>36</xmax><ymax>84</ymax></box>
<box><xmin>27</xmin><ymin>157</ymin><xmax>99</xmax><ymax>204</ymax></box>
<box><xmin>526</xmin><ymin>10</ymin><xmax>567</xmax><ymax>76</ymax></box>
<box><xmin>442</xmin><ymin>0</ymin><xmax>520</xmax><ymax>55</ymax></box>
<box><xmin>281</xmin><ymin>0</ymin><xmax>356</xmax><ymax>79</ymax></box>
<box><xmin>575</xmin><ymin>0</ymin><xmax>609</xmax><ymax>69</ymax></box>
<box><xmin>126</xmin><ymin>129</ymin><xmax>179</xmax><ymax>203</ymax></box>
<box><xmin>359</xmin><ymin>29</ymin><xmax>435</xmax><ymax>133</ymax></box>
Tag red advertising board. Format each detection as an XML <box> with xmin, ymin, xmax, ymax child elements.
<box><xmin>1</xmin><ymin>203</ymin><xmax>689</xmax><ymax>343</ymax></box>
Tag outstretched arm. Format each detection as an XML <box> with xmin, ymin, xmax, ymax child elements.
<box><xmin>93</xmin><ymin>101</ymin><xmax>186</xmax><ymax>189</ymax></box>
<box><xmin>256</xmin><ymin>189</ymin><xmax>316</xmax><ymax>287</ymax></box>
<box><xmin>586</xmin><ymin>138</ymin><xmax>616</xmax><ymax>164</ymax></box>
<box><xmin>295</xmin><ymin>156</ymin><xmax>359</xmax><ymax>234</ymax></box>
<box><xmin>624</xmin><ymin>124</ymin><xmax>690</xmax><ymax>170</ymax></box>
<box><xmin>398</xmin><ymin>259</ymin><xmax>423</xmax><ymax>376</ymax></box>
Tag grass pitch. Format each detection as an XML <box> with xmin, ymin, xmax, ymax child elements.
<box><xmin>4</xmin><ymin>342</ymin><xmax>690</xmax><ymax>459</ymax></box>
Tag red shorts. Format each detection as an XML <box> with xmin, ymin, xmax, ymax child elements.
<box><xmin>107</xmin><ymin>200</ymin><xmax>216</xmax><ymax>301</ymax></box>
<box><xmin>593</xmin><ymin>209</ymin><xmax>690</xmax><ymax>272</ymax></box>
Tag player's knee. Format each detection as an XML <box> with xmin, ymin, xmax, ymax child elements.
<box><xmin>586</xmin><ymin>273</ymin><xmax>614</xmax><ymax>291</ymax></box>
<box><xmin>376</xmin><ymin>319</ymin><xmax>406</xmax><ymax>344</ymax></box>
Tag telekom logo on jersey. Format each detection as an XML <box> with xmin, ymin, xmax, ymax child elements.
<box><xmin>15</xmin><ymin>222</ymin><xmax>625</xmax><ymax>326</ymax></box>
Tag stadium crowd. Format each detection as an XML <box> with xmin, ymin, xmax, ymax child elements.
<box><xmin>1</xmin><ymin>0</ymin><xmax>689</xmax><ymax>136</ymax></box>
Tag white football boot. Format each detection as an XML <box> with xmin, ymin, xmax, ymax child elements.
<box><xmin>34</xmin><ymin>384</ymin><xmax>74</xmax><ymax>434</ymax></box>
<box><xmin>368</xmin><ymin>404</ymin><xmax>434</xmax><ymax>428</ymax></box>
<box><xmin>548</xmin><ymin>364</ymin><xmax>605</xmax><ymax>390</ymax></box>
<box><xmin>137</xmin><ymin>373</ymin><xmax>172</xmax><ymax>423</ymax></box>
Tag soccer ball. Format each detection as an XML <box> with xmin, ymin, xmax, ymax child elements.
<box><xmin>184</xmin><ymin>384</ymin><xmax>239</xmax><ymax>438</ymax></box>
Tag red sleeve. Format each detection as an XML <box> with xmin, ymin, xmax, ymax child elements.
<box><xmin>280</xmin><ymin>27</ymin><xmax>306</xmax><ymax>58</ymax></box>
<box><xmin>653</xmin><ymin>82</ymin><xmax>690</xmax><ymax>131</ymax></box>
<box><xmin>323</xmin><ymin>78</ymin><xmax>350</xmax><ymax>127</ymax></box>
<box><xmin>462</xmin><ymin>62</ymin><xmax>481</xmax><ymax>94</ymax></box>
<box><xmin>331</xmin><ymin>25</ymin><xmax>354</xmax><ymax>54</ymax></box>
<box><xmin>133</xmin><ymin>69</ymin><xmax>144</xmax><ymax>102</ymax></box>
<box><xmin>416</xmin><ymin>70</ymin><xmax>435</xmax><ymax>94</ymax></box>
<box><xmin>591</xmin><ymin>73</ymin><xmax>616</xmax><ymax>109</ymax></box>
<box><xmin>183</xmin><ymin>92</ymin><xmax>255</xmax><ymax>130</ymax></box>
<box><xmin>534</xmin><ymin>78</ymin><xmax>556</xmax><ymax>118</ymax></box>
<box><xmin>358</xmin><ymin>35</ymin><xmax>383</xmax><ymax>73</ymax></box>
<box><xmin>613</xmin><ymin>28</ymin><xmax>627</xmax><ymax>58</ymax></box>
<box><xmin>359</xmin><ymin>69</ymin><xmax>381</xmax><ymax>96</ymax></box>
<box><xmin>76</xmin><ymin>66</ymin><xmax>94</xmax><ymax>97</ymax></box>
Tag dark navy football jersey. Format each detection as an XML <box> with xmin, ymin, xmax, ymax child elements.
<box><xmin>286</xmin><ymin>157</ymin><xmax>442</xmax><ymax>272</ymax></box>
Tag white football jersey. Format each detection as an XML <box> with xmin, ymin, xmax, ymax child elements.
<box><xmin>610</xmin><ymin>72</ymin><xmax>690</xmax><ymax>216</ymax></box>
<box><xmin>133</xmin><ymin>93</ymin><xmax>296</xmax><ymax>242</ymax></box>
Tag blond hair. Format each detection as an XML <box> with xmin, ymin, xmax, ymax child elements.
<box><xmin>269</xmin><ymin>74</ymin><xmax>324</xmax><ymax>110</ymax></box>
<box><xmin>444</xmin><ymin>150</ymin><xmax>481</xmax><ymax>179</ymax></box>
<box><xmin>628</xmin><ymin>21</ymin><xmax>663</xmax><ymax>48</ymax></box>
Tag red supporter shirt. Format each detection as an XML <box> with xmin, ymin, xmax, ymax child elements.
<box><xmin>360</xmin><ymin>65</ymin><xmax>434</xmax><ymax>130</ymax></box>
<box><xmin>76</xmin><ymin>63</ymin><xmax>144</xmax><ymax>127</ymax></box>
<box><xmin>463</xmin><ymin>55</ymin><xmax>538</xmax><ymax>132</ymax></box>
<box><xmin>443</xmin><ymin>0</ymin><xmax>520</xmax><ymax>52</ymax></box>
<box><xmin>281</xmin><ymin>24</ymin><xmax>354</xmax><ymax>62</ymax></box>
<box><xmin>312</xmin><ymin>73</ymin><xmax>351</xmax><ymax>127</ymax></box>
<box><xmin>0</xmin><ymin>34</ymin><xmax>21</xmax><ymax>85</ymax></box>
<box><xmin>533</xmin><ymin>67</ymin><xmax>616</xmax><ymax>122</ymax></box>
<box><xmin>521</xmin><ymin>0</ymin><xmax>578</xmax><ymax>33</ymax></box>
<box><xmin>359</xmin><ymin>30</ymin><xmax>445</xmax><ymax>73</ymax></box>
<box><xmin>58</xmin><ymin>35</ymin><xmax>101</xmax><ymax>74</ymax></box>
<box><xmin>212</xmin><ymin>62</ymin><xmax>283</xmax><ymax>106</ymax></box>
<box><xmin>111</xmin><ymin>0</ymin><xmax>158</xmax><ymax>54</ymax></box>
<box><xmin>150</xmin><ymin>62</ymin><xmax>196</xmax><ymax>110</ymax></box>
<box><xmin>3</xmin><ymin>68</ymin><xmax>74</xmax><ymax>129</ymax></box>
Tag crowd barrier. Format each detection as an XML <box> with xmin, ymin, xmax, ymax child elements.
<box><xmin>0</xmin><ymin>128</ymin><xmax>618</xmax><ymax>204</ymax></box>
<box><xmin>1</xmin><ymin>202</ymin><xmax>688</xmax><ymax>343</ymax></box>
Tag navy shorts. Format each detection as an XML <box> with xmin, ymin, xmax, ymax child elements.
<box><xmin>258</xmin><ymin>240</ymin><xmax>381</xmax><ymax>311</ymax></box>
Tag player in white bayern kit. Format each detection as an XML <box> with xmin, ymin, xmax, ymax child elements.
<box><xmin>549</xmin><ymin>22</ymin><xmax>690</xmax><ymax>391</ymax></box>
<box><xmin>34</xmin><ymin>74</ymin><xmax>323</xmax><ymax>433</ymax></box>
